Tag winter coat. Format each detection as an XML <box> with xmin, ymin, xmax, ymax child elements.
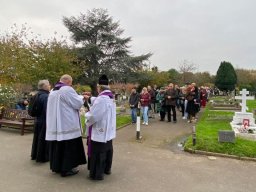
<box><xmin>129</xmin><ymin>92</ymin><xmax>140</xmax><ymax>108</ymax></box>
<box><xmin>164</xmin><ymin>89</ymin><xmax>177</xmax><ymax>106</ymax></box>
<box><xmin>140</xmin><ymin>93</ymin><xmax>151</xmax><ymax>107</ymax></box>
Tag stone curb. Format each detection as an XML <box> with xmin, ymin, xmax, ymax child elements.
<box><xmin>185</xmin><ymin>147</ymin><xmax>256</xmax><ymax>162</ymax></box>
<box><xmin>117</xmin><ymin>123</ymin><xmax>132</xmax><ymax>130</ymax></box>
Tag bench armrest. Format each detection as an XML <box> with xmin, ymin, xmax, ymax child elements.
<box><xmin>21</xmin><ymin>117</ymin><xmax>35</xmax><ymax>120</ymax></box>
<box><xmin>21</xmin><ymin>117</ymin><xmax>35</xmax><ymax>124</ymax></box>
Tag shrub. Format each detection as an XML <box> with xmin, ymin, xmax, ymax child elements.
<box><xmin>0</xmin><ymin>84</ymin><xmax>17</xmax><ymax>108</ymax></box>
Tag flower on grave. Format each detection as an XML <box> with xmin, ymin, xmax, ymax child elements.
<box><xmin>238</xmin><ymin>125</ymin><xmax>248</xmax><ymax>133</ymax></box>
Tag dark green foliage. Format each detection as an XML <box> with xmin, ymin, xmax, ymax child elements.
<box><xmin>250</xmin><ymin>80</ymin><xmax>256</xmax><ymax>92</ymax></box>
<box><xmin>215</xmin><ymin>61</ymin><xmax>237</xmax><ymax>91</ymax></box>
<box><xmin>134</xmin><ymin>71</ymin><xmax>154</xmax><ymax>91</ymax></box>
<box><xmin>63</xmin><ymin>9</ymin><xmax>151</xmax><ymax>95</ymax></box>
<box><xmin>167</xmin><ymin>68</ymin><xmax>181</xmax><ymax>84</ymax></box>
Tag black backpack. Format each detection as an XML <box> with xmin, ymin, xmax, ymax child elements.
<box><xmin>28</xmin><ymin>93</ymin><xmax>42</xmax><ymax>117</ymax></box>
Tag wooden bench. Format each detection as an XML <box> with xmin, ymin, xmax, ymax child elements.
<box><xmin>0</xmin><ymin>108</ymin><xmax>34</xmax><ymax>135</ymax></box>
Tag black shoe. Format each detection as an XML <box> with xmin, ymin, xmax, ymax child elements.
<box><xmin>173</xmin><ymin>121</ymin><xmax>177</xmax><ymax>123</ymax></box>
<box><xmin>88</xmin><ymin>175</ymin><xmax>104</xmax><ymax>181</ymax></box>
<box><xmin>61</xmin><ymin>169</ymin><xmax>79</xmax><ymax>177</ymax></box>
<box><xmin>159</xmin><ymin>119</ymin><xmax>164</xmax><ymax>121</ymax></box>
<box><xmin>104</xmin><ymin>170</ymin><xmax>111</xmax><ymax>175</ymax></box>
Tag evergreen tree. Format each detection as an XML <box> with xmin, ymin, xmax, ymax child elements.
<box><xmin>63</xmin><ymin>8</ymin><xmax>151</xmax><ymax>95</ymax></box>
<box><xmin>215</xmin><ymin>61</ymin><xmax>237</xmax><ymax>92</ymax></box>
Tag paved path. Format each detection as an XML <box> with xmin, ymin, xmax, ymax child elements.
<box><xmin>0</xmin><ymin>111</ymin><xmax>256</xmax><ymax>192</ymax></box>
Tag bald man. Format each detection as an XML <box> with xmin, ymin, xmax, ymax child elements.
<box><xmin>46</xmin><ymin>74</ymin><xmax>87</xmax><ymax>177</ymax></box>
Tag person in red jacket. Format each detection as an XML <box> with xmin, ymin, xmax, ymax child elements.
<box><xmin>140</xmin><ymin>87</ymin><xmax>151</xmax><ymax>125</ymax></box>
<box><xmin>200</xmin><ymin>86</ymin><xmax>207</xmax><ymax>107</ymax></box>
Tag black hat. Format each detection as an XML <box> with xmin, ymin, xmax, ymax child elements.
<box><xmin>98</xmin><ymin>74</ymin><xmax>109</xmax><ymax>85</ymax></box>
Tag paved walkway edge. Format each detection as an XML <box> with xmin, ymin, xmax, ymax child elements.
<box><xmin>117</xmin><ymin>123</ymin><xmax>132</xmax><ymax>130</ymax></box>
<box><xmin>185</xmin><ymin>148</ymin><xmax>256</xmax><ymax>162</ymax></box>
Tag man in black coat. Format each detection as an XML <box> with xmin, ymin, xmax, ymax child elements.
<box><xmin>129</xmin><ymin>87</ymin><xmax>140</xmax><ymax>123</ymax></box>
<box><xmin>164</xmin><ymin>83</ymin><xmax>178</xmax><ymax>123</ymax></box>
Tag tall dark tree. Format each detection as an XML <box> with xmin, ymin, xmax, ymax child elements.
<box><xmin>215</xmin><ymin>61</ymin><xmax>237</xmax><ymax>92</ymax></box>
<box><xmin>63</xmin><ymin>9</ymin><xmax>151</xmax><ymax>95</ymax></box>
<box><xmin>167</xmin><ymin>68</ymin><xmax>181</xmax><ymax>84</ymax></box>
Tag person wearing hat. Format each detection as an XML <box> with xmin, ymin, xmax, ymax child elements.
<box><xmin>46</xmin><ymin>74</ymin><xmax>87</xmax><ymax>177</ymax></box>
<box><xmin>85</xmin><ymin>74</ymin><xmax>116</xmax><ymax>181</ymax></box>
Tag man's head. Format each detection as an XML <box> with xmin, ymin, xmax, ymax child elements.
<box><xmin>23</xmin><ymin>100</ymin><xmax>29</xmax><ymax>106</ymax></box>
<box><xmin>160</xmin><ymin>87</ymin><xmax>165</xmax><ymax>93</ymax></box>
<box><xmin>168</xmin><ymin>83</ymin><xmax>174</xmax><ymax>90</ymax></box>
<box><xmin>38</xmin><ymin>79</ymin><xmax>51</xmax><ymax>91</ymax></box>
<box><xmin>60</xmin><ymin>74</ymin><xmax>73</xmax><ymax>86</ymax></box>
<box><xmin>97</xmin><ymin>74</ymin><xmax>110</xmax><ymax>93</ymax></box>
<box><xmin>131</xmin><ymin>87</ymin><xmax>137</xmax><ymax>93</ymax></box>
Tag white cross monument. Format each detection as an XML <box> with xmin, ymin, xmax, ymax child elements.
<box><xmin>231</xmin><ymin>88</ymin><xmax>256</xmax><ymax>140</ymax></box>
<box><xmin>235</xmin><ymin>89</ymin><xmax>254</xmax><ymax>113</ymax></box>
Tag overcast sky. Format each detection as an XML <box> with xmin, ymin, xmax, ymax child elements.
<box><xmin>1</xmin><ymin>0</ymin><xmax>256</xmax><ymax>74</ymax></box>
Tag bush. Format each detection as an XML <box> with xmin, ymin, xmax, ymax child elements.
<box><xmin>73</xmin><ymin>84</ymin><xmax>91</xmax><ymax>94</ymax></box>
<box><xmin>0</xmin><ymin>84</ymin><xmax>17</xmax><ymax>108</ymax></box>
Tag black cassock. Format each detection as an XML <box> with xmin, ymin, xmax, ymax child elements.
<box><xmin>88</xmin><ymin>140</ymin><xmax>113</xmax><ymax>180</ymax></box>
<box><xmin>31</xmin><ymin>89</ymin><xmax>49</xmax><ymax>162</ymax></box>
<box><xmin>48</xmin><ymin>137</ymin><xmax>86</xmax><ymax>173</ymax></box>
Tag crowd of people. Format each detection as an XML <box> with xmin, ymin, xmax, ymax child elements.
<box><xmin>129</xmin><ymin>83</ymin><xmax>212</xmax><ymax>125</ymax></box>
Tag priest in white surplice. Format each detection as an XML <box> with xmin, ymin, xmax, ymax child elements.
<box><xmin>46</xmin><ymin>74</ymin><xmax>87</xmax><ymax>177</ymax></box>
<box><xmin>85</xmin><ymin>75</ymin><xmax>116</xmax><ymax>180</ymax></box>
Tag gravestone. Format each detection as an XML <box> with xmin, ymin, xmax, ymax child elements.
<box><xmin>234</xmin><ymin>89</ymin><xmax>254</xmax><ymax>113</ymax></box>
<box><xmin>218</xmin><ymin>130</ymin><xmax>235</xmax><ymax>143</ymax></box>
<box><xmin>209</xmin><ymin>97</ymin><xmax>241</xmax><ymax>111</ymax></box>
<box><xmin>230</xmin><ymin>89</ymin><xmax>256</xmax><ymax>140</ymax></box>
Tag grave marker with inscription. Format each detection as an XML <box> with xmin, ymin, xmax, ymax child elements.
<box><xmin>218</xmin><ymin>130</ymin><xmax>235</xmax><ymax>143</ymax></box>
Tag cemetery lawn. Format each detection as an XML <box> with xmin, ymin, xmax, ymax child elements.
<box><xmin>184</xmin><ymin>106</ymin><xmax>256</xmax><ymax>158</ymax></box>
<box><xmin>247</xmin><ymin>100</ymin><xmax>256</xmax><ymax>113</ymax></box>
<box><xmin>116</xmin><ymin>115</ymin><xmax>131</xmax><ymax>129</ymax></box>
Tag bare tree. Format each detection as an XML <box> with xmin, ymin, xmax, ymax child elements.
<box><xmin>178</xmin><ymin>60</ymin><xmax>197</xmax><ymax>83</ymax></box>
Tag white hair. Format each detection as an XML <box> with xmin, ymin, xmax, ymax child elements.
<box><xmin>38</xmin><ymin>80</ymin><xmax>50</xmax><ymax>90</ymax></box>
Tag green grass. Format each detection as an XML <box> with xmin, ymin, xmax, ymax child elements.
<box><xmin>247</xmin><ymin>100</ymin><xmax>256</xmax><ymax>113</ymax></box>
<box><xmin>116</xmin><ymin>115</ymin><xmax>131</xmax><ymax>129</ymax></box>
<box><xmin>80</xmin><ymin>114</ymin><xmax>131</xmax><ymax>137</ymax></box>
<box><xmin>184</xmin><ymin>102</ymin><xmax>256</xmax><ymax>158</ymax></box>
